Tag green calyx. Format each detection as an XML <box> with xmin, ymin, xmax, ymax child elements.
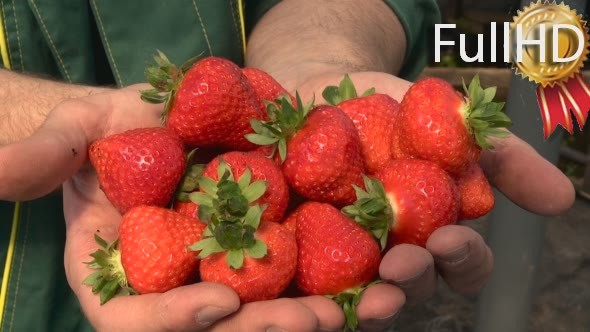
<box><xmin>140</xmin><ymin>50</ymin><xmax>201</xmax><ymax>123</ymax></box>
<box><xmin>462</xmin><ymin>74</ymin><xmax>512</xmax><ymax>149</ymax></box>
<box><xmin>328</xmin><ymin>280</ymin><xmax>383</xmax><ymax>332</ymax></box>
<box><xmin>322</xmin><ymin>73</ymin><xmax>375</xmax><ymax>105</ymax></box>
<box><xmin>342</xmin><ymin>175</ymin><xmax>393</xmax><ymax>250</ymax></box>
<box><xmin>82</xmin><ymin>234</ymin><xmax>136</xmax><ymax>305</ymax></box>
<box><xmin>175</xmin><ymin>149</ymin><xmax>206</xmax><ymax>202</ymax></box>
<box><xmin>245</xmin><ymin>93</ymin><xmax>314</xmax><ymax>162</ymax></box>
<box><xmin>188</xmin><ymin>160</ymin><xmax>268</xmax><ymax>269</ymax></box>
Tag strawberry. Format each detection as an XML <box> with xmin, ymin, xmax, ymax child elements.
<box><xmin>295</xmin><ymin>202</ymin><xmax>380</xmax><ymax>330</ymax></box>
<box><xmin>198</xmin><ymin>151</ymin><xmax>289</xmax><ymax>224</ymax></box>
<box><xmin>397</xmin><ymin>75</ymin><xmax>511</xmax><ymax>175</ymax></box>
<box><xmin>242</xmin><ymin>67</ymin><xmax>295</xmax><ymax>115</ymax></box>
<box><xmin>282</xmin><ymin>209</ymin><xmax>298</xmax><ymax>235</ymax></box>
<box><xmin>323</xmin><ymin>74</ymin><xmax>401</xmax><ymax>173</ymax></box>
<box><xmin>247</xmin><ymin>96</ymin><xmax>365</xmax><ymax>206</ymax></box>
<box><xmin>83</xmin><ymin>205</ymin><xmax>206</xmax><ymax>303</ymax></box>
<box><xmin>455</xmin><ymin>164</ymin><xmax>495</xmax><ymax>220</ymax></box>
<box><xmin>343</xmin><ymin>159</ymin><xmax>459</xmax><ymax>248</ymax></box>
<box><xmin>89</xmin><ymin>127</ymin><xmax>186</xmax><ymax>214</ymax></box>
<box><xmin>141</xmin><ymin>52</ymin><xmax>263</xmax><ymax>150</ymax></box>
<box><xmin>196</xmin><ymin>219</ymin><xmax>297</xmax><ymax>303</ymax></box>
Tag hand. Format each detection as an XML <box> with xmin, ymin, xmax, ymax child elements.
<box><xmin>0</xmin><ymin>86</ymin><xmax>322</xmax><ymax>332</ymax></box>
<box><xmin>283</xmin><ymin>71</ymin><xmax>576</xmax><ymax>331</ymax></box>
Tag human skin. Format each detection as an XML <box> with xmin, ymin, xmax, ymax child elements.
<box><xmin>0</xmin><ymin>0</ymin><xmax>575</xmax><ymax>331</ymax></box>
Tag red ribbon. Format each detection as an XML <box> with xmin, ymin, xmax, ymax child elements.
<box><xmin>536</xmin><ymin>74</ymin><xmax>590</xmax><ymax>139</ymax></box>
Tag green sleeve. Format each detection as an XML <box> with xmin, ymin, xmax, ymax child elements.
<box><xmin>384</xmin><ymin>0</ymin><xmax>441</xmax><ymax>81</ymax></box>
<box><xmin>245</xmin><ymin>0</ymin><xmax>441</xmax><ymax>81</ymax></box>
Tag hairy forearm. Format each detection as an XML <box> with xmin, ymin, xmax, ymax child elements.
<box><xmin>246</xmin><ymin>0</ymin><xmax>406</xmax><ymax>90</ymax></box>
<box><xmin>0</xmin><ymin>70</ymin><xmax>108</xmax><ymax>145</ymax></box>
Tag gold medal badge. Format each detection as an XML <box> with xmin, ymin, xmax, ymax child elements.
<box><xmin>511</xmin><ymin>1</ymin><xmax>590</xmax><ymax>138</ymax></box>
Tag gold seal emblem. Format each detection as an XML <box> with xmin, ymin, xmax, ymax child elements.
<box><xmin>511</xmin><ymin>1</ymin><xmax>589</xmax><ymax>87</ymax></box>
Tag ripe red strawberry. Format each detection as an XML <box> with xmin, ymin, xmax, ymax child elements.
<box><xmin>242</xmin><ymin>67</ymin><xmax>295</xmax><ymax>115</ymax></box>
<box><xmin>295</xmin><ymin>202</ymin><xmax>380</xmax><ymax>330</ymax></box>
<box><xmin>282</xmin><ymin>210</ymin><xmax>298</xmax><ymax>235</ymax></box>
<box><xmin>455</xmin><ymin>164</ymin><xmax>495</xmax><ymax>220</ymax></box>
<box><xmin>83</xmin><ymin>205</ymin><xmax>206</xmax><ymax>303</ymax></box>
<box><xmin>344</xmin><ymin>159</ymin><xmax>459</xmax><ymax>248</ymax></box>
<box><xmin>199</xmin><ymin>151</ymin><xmax>289</xmax><ymax>224</ymax></box>
<box><xmin>247</xmin><ymin>96</ymin><xmax>365</xmax><ymax>206</ymax></box>
<box><xmin>197</xmin><ymin>220</ymin><xmax>297</xmax><ymax>303</ymax></box>
<box><xmin>141</xmin><ymin>52</ymin><xmax>263</xmax><ymax>150</ymax></box>
<box><xmin>397</xmin><ymin>75</ymin><xmax>511</xmax><ymax>175</ymax></box>
<box><xmin>323</xmin><ymin>74</ymin><xmax>401</xmax><ymax>174</ymax></box>
<box><xmin>88</xmin><ymin>127</ymin><xmax>186</xmax><ymax>214</ymax></box>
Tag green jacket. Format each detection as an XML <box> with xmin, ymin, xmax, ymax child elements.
<box><xmin>0</xmin><ymin>1</ymin><xmax>439</xmax><ymax>330</ymax></box>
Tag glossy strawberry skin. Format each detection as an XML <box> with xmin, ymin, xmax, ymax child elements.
<box><xmin>283</xmin><ymin>105</ymin><xmax>365</xmax><ymax>206</ymax></box>
<box><xmin>398</xmin><ymin>78</ymin><xmax>480</xmax><ymax>175</ymax></box>
<box><xmin>242</xmin><ymin>67</ymin><xmax>295</xmax><ymax>116</ymax></box>
<box><xmin>202</xmin><ymin>151</ymin><xmax>290</xmax><ymax>224</ymax></box>
<box><xmin>455</xmin><ymin>164</ymin><xmax>495</xmax><ymax>220</ymax></box>
<box><xmin>282</xmin><ymin>209</ymin><xmax>298</xmax><ymax>235</ymax></box>
<box><xmin>173</xmin><ymin>201</ymin><xmax>200</xmax><ymax>220</ymax></box>
<box><xmin>89</xmin><ymin>127</ymin><xmax>186</xmax><ymax>214</ymax></box>
<box><xmin>376</xmin><ymin>159</ymin><xmax>459</xmax><ymax>247</ymax></box>
<box><xmin>119</xmin><ymin>205</ymin><xmax>206</xmax><ymax>294</ymax></box>
<box><xmin>338</xmin><ymin>93</ymin><xmax>400</xmax><ymax>174</ymax></box>
<box><xmin>167</xmin><ymin>57</ymin><xmax>263</xmax><ymax>150</ymax></box>
<box><xmin>199</xmin><ymin>221</ymin><xmax>297</xmax><ymax>303</ymax></box>
<box><xmin>295</xmin><ymin>202</ymin><xmax>380</xmax><ymax>296</ymax></box>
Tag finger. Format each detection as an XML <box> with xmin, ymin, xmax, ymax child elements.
<box><xmin>296</xmin><ymin>295</ymin><xmax>345</xmax><ymax>331</ymax></box>
<box><xmin>211</xmin><ymin>298</ymin><xmax>319</xmax><ymax>332</ymax></box>
<box><xmin>0</xmin><ymin>102</ymin><xmax>91</xmax><ymax>200</ymax></box>
<box><xmin>81</xmin><ymin>282</ymin><xmax>240</xmax><ymax>332</ymax></box>
<box><xmin>426</xmin><ymin>225</ymin><xmax>493</xmax><ymax>294</ymax></box>
<box><xmin>0</xmin><ymin>85</ymin><xmax>161</xmax><ymax>201</ymax></box>
<box><xmin>356</xmin><ymin>283</ymin><xmax>405</xmax><ymax>332</ymax></box>
<box><xmin>480</xmin><ymin>133</ymin><xmax>575</xmax><ymax>215</ymax></box>
<box><xmin>378</xmin><ymin>244</ymin><xmax>437</xmax><ymax>303</ymax></box>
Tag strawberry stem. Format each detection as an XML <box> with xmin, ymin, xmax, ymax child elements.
<box><xmin>462</xmin><ymin>74</ymin><xmax>512</xmax><ymax>149</ymax></box>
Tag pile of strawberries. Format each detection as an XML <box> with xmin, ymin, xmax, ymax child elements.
<box><xmin>83</xmin><ymin>52</ymin><xmax>510</xmax><ymax>330</ymax></box>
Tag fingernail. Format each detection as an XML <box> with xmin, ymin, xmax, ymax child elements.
<box><xmin>439</xmin><ymin>243</ymin><xmax>471</xmax><ymax>264</ymax></box>
<box><xmin>196</xmin><ymin>306</ymin><xmax>234</xmax><ymax>325</ymax></box>
<box><xmin>266</xmin><ymin>327</ymin><xmax>287</xmax><ymax>332</ymax></box>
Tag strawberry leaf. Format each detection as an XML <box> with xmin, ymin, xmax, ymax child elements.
<box><xmin>84</xmin><ymin>235</ymin><xmax>132</xmax><ymax>305</ymax></box>
<box><xmin>242</xmin><ymin>180</ymin><xmax>267</xmax><ymax>203</ymax></box>
<box><xmin>190</xmin><ymin>237</ymin><xmax>225</xmax><ymax>258</ymax></box>
<box><xmin>198</xmin><ymin>177</ymin><xmax>219</xmax><ymax>197</ymax></box>
<box><xmin>246</xmin><ymin>240</ymin><xmax>267</xmax><ymax>259</ymax></box>
<box><xmin>244</xmin><ymin>134</ymin><xmax>279</xmax><ymax>146</ymax></box>
<box><xmin>189</xmin><ymin>192</ymin><xmax>213</xmax><ymax>207</ymax></box>
<box><xmin>463</xmin><ymin>74</ymin><xmax>512</xmax><ymax>149</ymax></box>
<box><xmin>244</xmin><ymin>205</ymin><xmax>264</xmax><ymax>229</ymax></box>
<box><xmin>322</xmin><ymin>74</ymin><xmax>375</xmax><ymax>106</ymax></box>
<box><xmin>246</xmin><ymin>93</ymin><xmax>314</xmax><ymax>162</ymax></box>
<box><xmin>227</xmin><ymin>249</ymin><xmax>245</xmax><ymax>269</ymax></box>
<box><xmin>322</xmin><ymin>86</ymin><xmax>342</xmax><ymax>105</ymax></box>
<box><xmin>237</xmin><ymin>168</ymin><xmax>252</xmax><ymax>191</ymax></box>
<box><xmin>342</xmin><ymin>175</ymin><xmax>393</xmax><ymax>250</ymax></box>
<box><xmin>217</xmin><ymin>160</ymin><xmax>234</xmax><ymax>182</ymax></box>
